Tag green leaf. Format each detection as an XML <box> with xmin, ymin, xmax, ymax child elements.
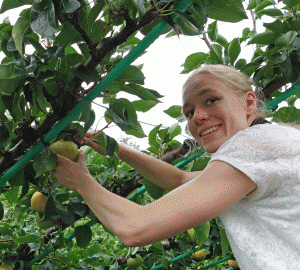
<box><xmin>132</xmin><ymin>100</ymin><xmax>159</xmax><ymax>112</ymax></box>
<box><xmin>105</xmin><ymin>98</ymin><xmax>145</xmax><ymax>137</ymax></box>
<box><xmin>168</xmin><ymin>123</ymin><xmax>181</xmax><ymax>139</ymax></box>
<box><xmin>228</xmin><ymin>38</ymin><xmax>241</xmax><ymax>65</ymax></box>
<box><xmin>4</xmin><ymin>185</ymin><xmax>20</xmax><ymax>204</ymax></box>
<box><xmin>209</xmin><ymin>44</ymin><xmax>223</xmax><ymax>64</ymax></box>
<box><xmin>0</xmin><ymin>96</ymin><xmax>6</xmax><ymax>116</ymax></box>
<box><xmin>248</xmin><ymin>31</ymin><xmax>281</xmax><ymax>45</ymax></box>
<box><xmin>175</xmin><ymin>17</ymin><xmax>202</xmax><ymax>36</ymax></box>
<box><xmin>97</xmin><ymin>132</ymin><xmax>118</xmax><ymax>158</ymax></box>
<box><xmin>215</xmin><ymin>34</ymin><xmax>228</xmax><ymax>48</ymax></box>
<box><xmin>0</xmin><ymin>65</ymin><xmax>23</xmax><ymax>94</ymax></box>
<box><xmin>75</xmin><ymin>225</ymin><xmax>92</xmax><ymax>248</ymax></box>
<box><xmin>0</xmin><ymin>202</ymin><xmax>3</xmax><ymax>220</ymax></box>
<box><xmin>164</xmin><ymin>105</ymin><xmax>183</xmax><ymax>119</ymax></box>
<box><xmin>263</xmin><ymin>19</ymin><xmax>286</xmax><ymax>34</ymax></box>
<box><xmin>72</xmin><ymin>63</ymin><xmax>94</xmax><ymax>84</ymax></box>
<box><xmin>191</xmin><ymin>1</ymin><xmax>209</xmax><ymax>25</ymax></box>
<box><xmin>15</xmin><ymin>234</ymin><xmax>41</xmax><ymax>244</ymax></box>
<box><xmin>208</xmin><ymin>0</ymin><xmax>248</xmax><ymax>22</ymax></box>
<box><xmin>117</xmin><ymin>65</ymin><xmax>145</xmax><ymax>85</ymax></box>
<box><xmin>90</xmin><ymin>20</ymin><xmax>112</xmax><ymax>43</ymax></box>
<box><xmin>55</xmin><ymin>22</ymin><xmax>81</xmax><ymax>48</ymax></box>
<box><xmin>61</xmin><ymin>0</ymin><xmax>81</xmax><ymax>13</ymax></box>
<box><xmin>220</xmin><ymin>228</ymin><xmax>229</xmax><ymax>257</ymax></box>
<box><xmin>208</xmin><ymin>21</ymin><xmax>217</xmax><ymax>41</ymax></box>
<box><xmin>43</xmin><ymin>78</ymin><xmax>58</xmax><ymax>96</ymax></box>
<box><xmin>272</xmin><ymin>106</ymin><xmax>300</xmax><ymax>123</ymax></box>
<box><xmin>12</xmin><ymin>17</ymin><xmax>30</xmax><ymax>56</ymax></box>
<box><xmin>149</xmin><ymin>124</ymin><xmax>163</xmax><ymax>149</ymax></box>
<box><xmin>174</xmin><ymin>11</ymin><xmax>204</xmax><ymax>31</ymax></box>
<box><xmin>0</xmin><ymin>224</ymin><xmax>13</xmax><ymax>237</ymax></box>
<box><xmin>30</xmin><ymin>0</ymin><xmax>58</xmax><ymax>38</ymax></box>
<box><xmin>33</xmin><ymin>82</ymin><xmax>48</xmax><ymax>114</ymax></box>
<box><xmin>254</xmin><ymin>0</ymin><xmax>274</xmax><ymax>13</ymax></box>
<box><xmin>40</xmin><ymin>260</ymin><xmax>55</xmax><ymax>270</ymax></box>
<box><xmin>181</xmin><ymin>52</ymin><xmax>208</xmax><ymax>74</ymax></box>
<box><xmin>87</xmin><ymin>1</ymin><xmax>105</xmax><ymax>33</ymax></box>
<box><xmin>124</xmin><ymin>121</ymin><xmax>146</xmax><ymax>138</ymax></box>
<box><xmin>247</xmin><ymin>0</ymin><xmax>257</xmax><ymax>10</ymax></box>
<box><xmin>27</xmin><ymin>35</ymin><xmax>45</xmax><ymax>53</ymax></box>
<box><xmin>282</xmin><ymin>0</ymin><xmax>299</xmax><ymax>8</ymax></box>
<box><xmin>33</xmin><ymin>148</ymin><xmax>57</xmax><ymax>177</ymax></box>
<box><xmin>56</xmin><ymin>203</ymin><xmax>75</xmax><ymax>226</ymax></box>
<box><xmin>274</xmin><ymin>31</ymin><xmax>298</xmax><ymax>48</ymax></box>
<box><xmin>121</xmin><ymin>84</ymin><xmax>160</xmax><ymax>101</ymax></box>
<box><xmin>194</xmin><ymin>221</ymin><xmax>210</xmax><ymax>247</ymax></box>
<box><xmin>136</xmin><ymin>0</ymin><xmax>147</xmax><ymax>18</ymax></box>
<box><xmin>235</xmin><ymin>58</ymin><xmax>247</xmax><ymax>69</ymax></box>
<box><xmin>0</xmin><ymin>0</ymin><xmax>33</xmax><ymax>14</ymax></box>
<box><xmin>83</xmin><ymin>109</ymin><xmax>95</xmax><ymax>136</ymax></box>
<box><xmin>43</xmin><ymin>193</ymin><xmax>56</xmax><ymax>221</ymax></box>
<box><xmin>0</xmin><ymin>124</ymin><xmax>10</xmax><ymax>145</ymax></box>
<box><xmin>139</xmin><ymin>179</ymin><xmax>165</xmax><ymax>200</ymax></box>
<box><xmin>191</xmin><ymin>157</ymin><xmax>211</xmax><ymax>171</ymax></box>
<box><xmin>257</xmin><ymin>8</ymin><xmax>283</xmax><ymax>17</ymax></box>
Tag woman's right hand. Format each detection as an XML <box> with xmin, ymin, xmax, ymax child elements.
<box><xmin>79</xmin><ymin>131</ymin><xmax>106</xmax><ymax>156</ymax></box>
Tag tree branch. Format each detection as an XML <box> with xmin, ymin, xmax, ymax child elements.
<box><xmin>202</xmin><ymin>32</ymin><xmax>211</xmax><ymax>50</ymax></box>
<box><xmin>0</xmin><ymin>1</ymin><xmax>177</xmax><ymax>178</ymax></box>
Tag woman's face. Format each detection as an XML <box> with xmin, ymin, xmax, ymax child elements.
<box><xmin>182</xmin><ymin>73</ymin><xmax>257</xmax><ymax>153</ymax></box>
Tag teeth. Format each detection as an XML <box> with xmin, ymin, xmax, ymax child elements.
<box><xmin>201</xmin><ymin>125</ymin><xmax>221</xmax><ymax>137</ymax></box>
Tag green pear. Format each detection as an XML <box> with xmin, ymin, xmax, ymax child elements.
<box><xmin>187</xmin><ymin>228</ymin><xmax>196</xmax><ymax>242</ymax></box>
<box><xmin>127</xmin><ymin>254</ymin><xmax>143</xmax><ymax>268</ymax></box>
<box><xmin>50</xmin><ymin>139</ymin><xmax>79</xmax><ymax>161</ymax></box>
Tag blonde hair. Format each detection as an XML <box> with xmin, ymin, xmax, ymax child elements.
<box><xmin>182</xmin><ymin>64</ymin><xmax>300</xmax><ymax>131</ymax></box>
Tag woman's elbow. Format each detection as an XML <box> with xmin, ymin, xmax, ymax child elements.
<box><xmin>119</xmin><ymin>230</ymin><xmax>143</xmax><ymax>247</ymax></box>
<box><xmin>118</xmin><ymin>221</ymin><xmax>149</xmax><ymax>247</ymax></box>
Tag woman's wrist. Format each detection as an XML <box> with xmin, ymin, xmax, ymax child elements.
<box><xmin>76</xmin><ymin>173</ymin><xmax>96</xmax><ymax>194</ymax></box>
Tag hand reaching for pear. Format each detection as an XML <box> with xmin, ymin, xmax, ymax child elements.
<box><xmin>53</xmin><ymin>151</ymin><xmax>92</xmax><ymax>192</ymax></box>
<box><xmin>50</xmin><ymin>132</ymin><xmax>109</xmax><ymax>192</ymax></box>
<box><xmin>49</xmin><ymin>137</ymin><xmax>93</xmax><ymax>193</ymax></box>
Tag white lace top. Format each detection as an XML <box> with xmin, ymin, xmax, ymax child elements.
<box><xmin>208</xmin><ymin>123</ymin><xmax>300</xmax><ymax>270</ymax></box>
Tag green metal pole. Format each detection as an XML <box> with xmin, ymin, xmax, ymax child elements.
<box><xmin>266</xmin><ymin>82</ymin><xmax>300</xmax><ymax>110</ymax></box>
<box><xmin>150</xmin><ymin>239</ymin><xmax>221</xmax><ymax>270</ymax></box>
<box><xmin>0</xmin><ymin>0</ymin><xmax>194</xmax><ymax>189</ymax></box>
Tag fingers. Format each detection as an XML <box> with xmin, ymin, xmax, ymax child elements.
<box><xmin>85</xmin><ymin>130</ymin><xmax>102</xmax><ymax>138</ymax></box>
<box><xmin>81</xmin><ymin>136</ymin><xmax>101</xmax><ymax>148</ymax></box>
<box><xmin>76</xmin><ymin>150</ymin><xmax>85</xmax><ymax>162</ymax></box>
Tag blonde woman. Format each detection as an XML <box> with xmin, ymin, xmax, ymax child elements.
<box><xmin>53</xmin><ymin>64</ymin><xmax>300</xmax><ymax>270</ymax></box>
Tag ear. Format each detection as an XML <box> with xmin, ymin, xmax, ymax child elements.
<box><xmin>244</xmin><ymin>91</ymin><xmax>257</xmax><ymax>114</ymax></box>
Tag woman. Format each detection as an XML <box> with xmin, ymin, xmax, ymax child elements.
<box><xmin>53</xmin><ymin>65</ymin><xmax>300</xmax><ymax>269</ymax></box>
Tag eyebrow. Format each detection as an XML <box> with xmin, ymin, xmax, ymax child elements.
<box><xmin>182</xmin><ymin>89</ymin><xmax>214</xmax><ymax>110</ymax></box>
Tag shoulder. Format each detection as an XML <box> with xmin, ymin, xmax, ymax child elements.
<box><xmin>209</xmin><ymin>123</ymin><xmax>300</xmax><ymax>200</ymax></box>
<box><xmin>214</xmin><ymin>123</ymin><xmax>300</xmax><ymax>160</ymax></box>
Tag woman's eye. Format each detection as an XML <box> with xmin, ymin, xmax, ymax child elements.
<box><xmin>206</xmin><ymin>97</ymin><xmax>218</xmax><ymax>105</ymax></box>
<box><xmin>185</xmin><ymin>109</ymin><xmax>194</xmax><ymax>119</ymax></box>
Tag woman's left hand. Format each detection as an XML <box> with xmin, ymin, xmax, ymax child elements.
<box><xmin>52</xmin><ymin>151</ymin><xmax>92</xmax><ymax>192</ymax></box>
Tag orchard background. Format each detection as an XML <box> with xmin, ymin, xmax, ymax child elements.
<box><xmin>0</xmin><ymin>0</ymin><xmax>299</xmax><ymax>269</ymax></box>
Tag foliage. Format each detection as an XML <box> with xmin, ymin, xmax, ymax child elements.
<box><xmin>0</xmin><ymin>0</ymin><xmax>299</xmax><ymax>269</ymax></box>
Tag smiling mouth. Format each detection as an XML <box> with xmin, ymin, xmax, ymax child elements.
<box><xmin>200</xmin><ymin>124</ymin><xmax>222</xmax><ymax>137</ymax></box>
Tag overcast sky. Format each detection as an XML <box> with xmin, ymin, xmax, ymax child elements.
<box><xmin>0</xmin><ymin>3</ymin><xmax>287</xmax><ymax>150</ymax></box>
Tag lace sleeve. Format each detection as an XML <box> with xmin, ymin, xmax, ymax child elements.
<box><xmin>208</xmin><ymin>124</ymin><xmax>300</xmax><ymax>201</ymax></box>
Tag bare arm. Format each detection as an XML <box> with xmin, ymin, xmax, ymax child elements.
<box><xmin>82</xmin><ymin>134</ymin><xmax>201</xmax><ymax>190</ymax></box>
<box><xmin>54</xmin><ymin>156</ymin><xmax>257</xmax><ymax>247</ymax></box>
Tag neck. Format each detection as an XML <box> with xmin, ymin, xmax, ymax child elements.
<box><xmin>250</xmin><ymin>117</ymin><xmax>272</xmax><ymax>126</ymax></box>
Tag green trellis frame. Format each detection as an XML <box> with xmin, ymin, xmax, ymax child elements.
<box><xmin>0</xmin><ymin>0</ymin><xmax>299</xmax><ymax>268</ymax></box>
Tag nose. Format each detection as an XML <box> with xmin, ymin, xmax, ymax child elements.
<box><xmin>192</xmin><ymin>106</ymin><xmax>209</xmax><ymax>124</ymax></box>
